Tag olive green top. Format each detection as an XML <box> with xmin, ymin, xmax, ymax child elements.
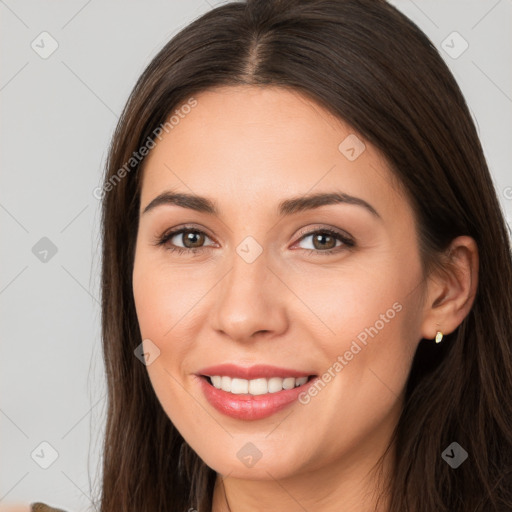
<box><xmin>30</xmin><ymin>503</ymin><xmax>68</xmax><ymax>512</ymax></box>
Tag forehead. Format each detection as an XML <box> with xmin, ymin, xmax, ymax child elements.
<box><xmin>139</xmin><ymin>85</ymin><xmax>406</xmax><ymax>219</ymax></box>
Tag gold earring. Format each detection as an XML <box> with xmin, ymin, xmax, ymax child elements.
<box><xmin>435</xmin><ymin>331</ymin><xmax>443</xmax><ymax>343</ymax></box>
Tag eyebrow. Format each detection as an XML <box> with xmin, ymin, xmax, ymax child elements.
<box><xmin>142</xmin><ymin>190</ymin><xmax>380</xmax><ymax>218</ymax></box>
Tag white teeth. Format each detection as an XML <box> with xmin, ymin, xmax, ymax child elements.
<box><xmin>248</xmin><ymin>378</ymin><xmax>268</xmax><ymax>395</ymax></box>
<box><xmin>231</xmin><ymin>378</ymin><xmax>248</xmax><ymax>394</ymax></box>
<box><xmin>221</xmin><ymin>376</ymin><xmax>231</xmax><ymax>392</ymax></box>
<box><xmin>268</xmin><ymin>377</ymin><xmax>283</xmax><ymax>393</ymax></box>
<box><xmin>209</xmin><ymin>375</ymin><xmax>310</xmax><ymax>395</ymax></box>
<box><xmin>295</xmin><ymin>376</ymin><xmax>308</xmax><ymax>386</ymax></box>
<box><xmin>282</xmin><ymin>377</ymin><xmax>296</xmax><ymax>390</ymax></box>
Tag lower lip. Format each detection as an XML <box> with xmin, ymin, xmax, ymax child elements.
<box><xmin>198</xmin><ymin>376</ymin><xmax>317</xmax><ymax>420</ymax></box>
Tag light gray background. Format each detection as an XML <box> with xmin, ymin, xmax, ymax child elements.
<box><xmin>1</xmin><ymin>1</ymin><xmax>511</xmax><ymax>510</ymax></box>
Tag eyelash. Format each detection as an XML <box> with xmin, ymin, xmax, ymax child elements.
<box><xmin>153</xmin><ymin>224</ymin><xmax>355</xmax><ymax>257</ymax></box>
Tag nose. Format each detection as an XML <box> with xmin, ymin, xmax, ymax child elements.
<box><xmin>209</xmin><ymin>248</ymin><xmax>289</xmax><ymax>343</ymax></box>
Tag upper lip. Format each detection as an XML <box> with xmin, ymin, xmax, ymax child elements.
<box><xmin>197</xmin><ymin>363</ymin><xmax>316</xmax><ymax>380</ymax></box>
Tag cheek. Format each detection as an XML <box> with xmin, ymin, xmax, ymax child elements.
<box><xmin>289</xmin><ymin>257</ymin><xmax>421</xmax><ymax>418</ymax></box>
<box><xmin>132</xmin><ymin>251</ymin><xmax>213</xmax><ymax>403</ymax></box>
<box><xmin>132</xmin><ymin>251</ymin><xmax>206</xmax><ymax>344</ymax></box>
<box><xmin>132</xmin><ymin>255</ymin><xmax>216</xmax><ymax>443</ymax></box>
<box><xmin>291</xmin><ymin>257</ymin><xmax>413</xmax><ymax>350</ymax></box>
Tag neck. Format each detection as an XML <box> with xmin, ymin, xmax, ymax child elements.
<box><xmin>211</xmin><ymin>421</ymin><xmax>397</xmax><ymax>512</ymax></box>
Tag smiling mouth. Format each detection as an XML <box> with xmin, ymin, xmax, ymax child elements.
<box><xmin>202</xmin><ymin>374</ymin><xmax>317</xmax><ymax>396</ymax></box>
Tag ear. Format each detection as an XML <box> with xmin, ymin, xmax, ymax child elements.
<box><xmin>420</xmin><ymin>236</ymin><xmax>479</xmax><ymax>340</ymax></box>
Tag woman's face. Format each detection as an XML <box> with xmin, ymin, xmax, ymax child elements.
<box><xmin>132</xmin><ymin>85</ymin><xmax>428</xmax><ymax>480</ymax></box>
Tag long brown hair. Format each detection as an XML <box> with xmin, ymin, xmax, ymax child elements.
<box><xmin>97</xmin><ymin>1</ymin><xmax>512</xmax><ymax>510</ymax></box>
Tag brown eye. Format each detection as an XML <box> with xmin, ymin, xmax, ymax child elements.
<box><xmin>178</xmin><ymin>229</ymin><xmax>206</xmax><ymax>249</ymax></box>
<box><xmin>311</xmin><ymin>232</ymin><xmax>337</xmax><ymax>251</ymax></box>
<box><xmin>295</xmin><ymin>227</ymin><xmax>355</xmax><ymax>256</ymax></box>
<box><xmin>154</xmin><ymin>226</ymin><xmax>216</xmax><ymax>255</ymax></box>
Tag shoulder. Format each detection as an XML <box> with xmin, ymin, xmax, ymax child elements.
<box><xmin>30</xmin><ymin>503</ymin><xmax>68</xmax><ymax>512</ymax></box>
<box><xmin>0</xmin><ymin>504</ymin><xmax>68</xmax><ymax>512</ymax></box>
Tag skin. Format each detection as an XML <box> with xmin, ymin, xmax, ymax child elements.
<box><xmin>132</xmin><ymin>85</ymin><xmax>478</xmax><ymax>512</ymax></box>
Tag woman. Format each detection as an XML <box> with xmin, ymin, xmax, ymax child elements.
<box><xmin>30</xmin><ymin>0</ymin><xmax>512</xmax><ymax>510</ymax></box>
